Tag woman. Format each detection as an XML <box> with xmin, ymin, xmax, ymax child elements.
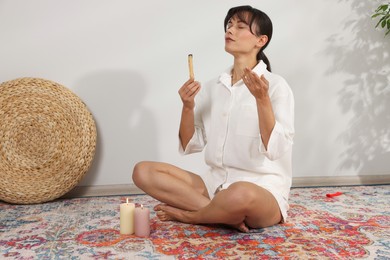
<box><xmin>132</xmin><ymin>5</ymin><xmax>294</xmax><ymax>232</ymax></box>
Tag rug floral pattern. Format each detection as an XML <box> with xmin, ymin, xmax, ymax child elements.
<box><xmin>1</xmin><ymin>185</ymin><xmax>389</xmax><ymax>259</ymax></box>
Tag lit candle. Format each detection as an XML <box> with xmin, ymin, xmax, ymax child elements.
<box><xmin>120</xmin><ymin>198</ymin><xmax>135</xmax><ymax>235</ymax></box>
<box><xmin>134</xmin><ymin>204</ymin><xmax>150</xmax><ymax>237</ymax></box>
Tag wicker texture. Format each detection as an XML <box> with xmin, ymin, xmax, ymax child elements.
<box><xmin>0</xmin><ymin>78</ymin><xmax>97</xmax><ymax>204</ymax></box>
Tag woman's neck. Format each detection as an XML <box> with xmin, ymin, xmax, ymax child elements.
<box><xmin>231</xmin><ymin>57</ymin><xmax>258</xmax><ymax>85</ymax></box>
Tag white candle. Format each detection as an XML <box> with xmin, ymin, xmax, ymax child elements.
<box><xmin>120</xmin><ymin>198</ymin><xmax>135</xmax><ymax>235</ymax></box>
<box><xmin>134</xmin><ymin>204</ymin><xmax>150</xmax><ymax>237</ymax></box>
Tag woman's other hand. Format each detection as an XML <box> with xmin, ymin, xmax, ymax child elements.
<box><xmin>178</xmin><ymin>79</ymin><xmax>201</xmax><ymax>109</ymax></box>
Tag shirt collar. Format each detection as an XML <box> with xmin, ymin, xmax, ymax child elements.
<box><xmin>219</xmin><ymin>60</ymin><xmax>268</xmax><ymax>88</ymax></box>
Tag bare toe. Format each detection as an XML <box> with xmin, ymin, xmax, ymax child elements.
<box><xmin>232</xmin><ymin>222</ymin><xmax>249</xmax><ymax>233</ymax></box>
<box><xmin>156</xmin><ymin>210</ymin><xmax>174</xmax><ymax>221</ymax></box>
<box><xmin>154</xmin><ymin>203</ymin><xmax>167</xmax><ymax>212</ymax></box>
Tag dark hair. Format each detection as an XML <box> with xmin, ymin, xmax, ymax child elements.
<box><xmin>224</xmin><ymin>5</ymin><xmax>273</xmax><ymax>72</ymax></box>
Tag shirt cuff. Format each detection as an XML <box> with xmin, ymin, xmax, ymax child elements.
<box><xmin>260</xmin><ymin>121</ymin><xmax>293</xmax><ymax>161</ymax></box>
<box><xmin>178</xmin><ymin>127</ymin><xmax>206</xmax><ymax>155</ymax></box>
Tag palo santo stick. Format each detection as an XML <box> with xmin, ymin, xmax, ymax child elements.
<box><xmin>188</xmin><ymin>54</ymin><xmax>194</xmax><ymax>80</ymax></box>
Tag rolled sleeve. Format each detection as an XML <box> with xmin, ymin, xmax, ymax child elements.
<box><xmin>260</xmin><ymin>121</ymin><xmax>294</xmax><ymax>160</ymax></box>
<box><xmin>179</xmin><ymin>126</ymin><xmax>206</xmax><ymax>155</ymax></box>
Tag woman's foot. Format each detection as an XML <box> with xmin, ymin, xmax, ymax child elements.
<box><xmin>154</xmin><ymin>203</ymin><xmax>250</xmax><ymax>232</ymax></box>
<box><xmin>154</xmin><ymin>204</ymin><xmax>194</xmax><ymax>223</ymax></box>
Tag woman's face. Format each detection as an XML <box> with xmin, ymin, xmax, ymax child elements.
<box><xmin>224</xmin><ymin>14</ymin><xmax>264</xmax><ymax>58</ymax></box>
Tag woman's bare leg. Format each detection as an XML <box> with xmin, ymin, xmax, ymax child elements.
<box><xmin>132</xmin><ymin>161</ymin><xmax>210</xmax><ymax>211</ymax></box>
<box><xmin>154</xmin><ymin>181</ymin><xmax>282</xmax><ymax>231</ymax></box>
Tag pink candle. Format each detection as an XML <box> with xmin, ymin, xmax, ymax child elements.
<box><xmin>134</xmin><ymin>204</ymin><xmax>150</xmax><ymax>237</ymax></box>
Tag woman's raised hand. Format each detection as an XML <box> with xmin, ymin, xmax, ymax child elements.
<box><xmin>242</xmin><ymin>68</ymin><xmax>269</xmax><ymax>101</ymax></box>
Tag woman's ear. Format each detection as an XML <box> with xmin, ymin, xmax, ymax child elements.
<box><xmin>256</xmin><ymin>35</ymin><xmax>268</xmax><ymax>48</ymax></box>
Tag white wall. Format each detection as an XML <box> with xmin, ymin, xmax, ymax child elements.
<box><xmin>1</xmin><ymin>0</ymin><xmax>389</xmax><ymax>186</ymax></box>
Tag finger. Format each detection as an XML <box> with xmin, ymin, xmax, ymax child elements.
<box><xmin>185</xmin><ymin>84</ymin><xmax>193</xmax><ymax>93</ymax></box>
<box><xmin>242</xmin><ymin>74</ymin><xmax>249</xmax><ymax>82</ymax></box>
<box><xmin>180</xmin><ymin>82</ymin><xmax>199</xmax><ymax>99</ymax></box>
<box><xmin>186</xmin><ymin>83</ymin><xmax>200</xmax><ymax>96</ymax></box>
<box><xmin>260</xmin><ymin>74</ymin><xmax>268</xmax><ymax>85</ymax></box>
<box><xmin>242</xmin><ymin>75</ymin><xmax>250</xmax><ymax>85</ymax></box>
<box><xmin>189</xmin><ymin>82</ymin><xmax>199</xmax><ymax>89</ymax></box>
<box><xmin>186</xmin><ymin>78</ymin><xmax>194</xmax><ymax>84</ymax></box>
<box><xmin>189</xmin><ymin>85</ymin><xmax>201</xmax><ymax>97</ymax></box>
<box><xmin>179</xmin><ymin>80</ymin><xmax>194</xmax><ymax>94</ymax></box>
<box><xmin>243</xmin><ymin>67</ymin><xmax>251</xmax><ymax>80</ymax></box>
<box><xmin>243</xmin><ymin>68</ymin><xmax>260</xmax><ymax>82</ymax></box>
<box><xmin>243</xmin><ymin>72</ymin><xmax>256</xmax><ymax>86</ymax></box>
<box><xmin>242</xmin><ymin>69</ymin><xmax>251</xmax><ymax>83</ymax></box>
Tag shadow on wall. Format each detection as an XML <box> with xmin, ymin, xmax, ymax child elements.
<box><xmin>325</xmin><ymin>1</ymin><xmax>390</xmax><ymax>174</ymax></box>
<box><xmin>73</xmin><ymin>70</ymin><xmax>158</xmax><ymax>185</ymax></box>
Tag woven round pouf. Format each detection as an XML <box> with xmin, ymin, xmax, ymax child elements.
<box><xmin>0</xmin><ymin>77</ymin><xmax>97</xmax><ymax>204</ymax></box>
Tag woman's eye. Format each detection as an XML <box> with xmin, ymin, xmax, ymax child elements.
<box><xmin>237</xmin><ymin>23</ymin><xmax>248</xmax><ymax>29</ymax></box>
<box><xmin>238</xmin><ymin>26</ymin><xmax>249</xmax><ymax>30</ymax></box>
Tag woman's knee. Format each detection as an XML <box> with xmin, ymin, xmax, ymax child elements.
<box><xmin>132</xmin><ymin>161</ymin><xmax>152</xmax><ymax>186</ymax></box>
<box><xmin>224</xmin><ymin>182</ymin><xmax>258</xmax><ymax>208</ymax></box>
<box><xmin>224</xmin><ymin>182</ymin><xmax>281</xmax><ymax>227</ymax></box>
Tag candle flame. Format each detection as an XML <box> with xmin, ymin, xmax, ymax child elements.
<box><xmin>126</xmin><ymin>198</ymin><xmax>129</xmax><ymax>204</ymax></box>
<box><xmin>141</xmin><ymin>204</ymin><xmax>143</xmax><ymax>209</ymax></box>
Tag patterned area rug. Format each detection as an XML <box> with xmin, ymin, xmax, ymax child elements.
<box><xmin>1</xmin><ymin>185</ymin><xmax>389</xmax><ymax>259</ymax></box>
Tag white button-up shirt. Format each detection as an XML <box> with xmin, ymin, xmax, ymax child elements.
<box><xmin>180</xmin><ymin>61</ymin><xmax>294</xmax><ymax>220</ymax></box>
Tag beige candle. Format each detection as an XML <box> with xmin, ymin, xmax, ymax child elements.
<box><xmin>120</xmin><ymin>198</ymin><xmax>135</xmax><ymax>235</ymax></box>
